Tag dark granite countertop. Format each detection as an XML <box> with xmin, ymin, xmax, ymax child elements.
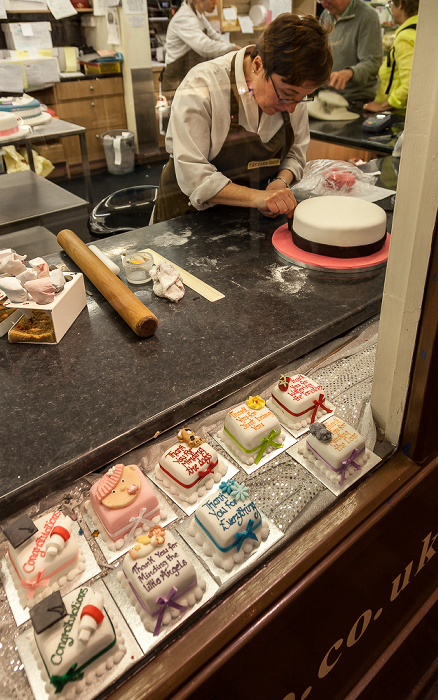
<box><xmin>309</xmin><ymin>112</ymin><xmax>405</xmax><ymax>154</ymax></box>
<box><xmin>0</xmin><ymin>206</ymin><xmax>387</xmax><ymax>517</ymax></box>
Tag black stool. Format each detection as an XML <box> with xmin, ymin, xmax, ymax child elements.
<box><xmin>88</xmin><ymin>185</ymin><xmax>158</xmax><ymax>238</ymax></box>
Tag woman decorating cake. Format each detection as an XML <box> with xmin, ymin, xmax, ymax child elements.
<box><xmin>153</xmin><ymin>13</ymin><xmax>333</xmax><ymax>223</ymax></box>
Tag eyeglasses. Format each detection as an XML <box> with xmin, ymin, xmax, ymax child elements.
<box><xmin>270</xmin><ymin>77</ymin><xmax>314</xmax><ymax>105</ymax></box>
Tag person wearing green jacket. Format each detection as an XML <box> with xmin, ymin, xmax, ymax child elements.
<box><xmin>364</xmin><ymin>0</ymin><xmax>419</xmax><ymax>113</ymax></box>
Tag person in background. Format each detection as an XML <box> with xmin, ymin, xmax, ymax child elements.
<box><xmin>319</xmin><ymin>0</ymin><xmax>383</xmax><ymax>105</ymax></box>
<box><xmin>153</xmin><ymin>14</ymin><xmax>333</xmax><ymax>223</ymax></box>
<box><xmin>160</xmin><ymin>0</ymin><xmax>240</xmax><ymax>94</ymax></box>
<box><xmin>364</xmin><ymin>0</ymin><xmax>419</xmax><ymax>113</ymax></box>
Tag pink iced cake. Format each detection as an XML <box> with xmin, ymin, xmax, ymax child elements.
<box><xmin>87</xmin><ymin>463</ymin><xmax>165</xmax><ymax>550</ymax></box>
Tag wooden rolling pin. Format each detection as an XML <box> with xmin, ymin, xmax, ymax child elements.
<box><xmin>57</xmin><ymin>229</ymin><xmax>158</xmax><ymax>338</ymax></box>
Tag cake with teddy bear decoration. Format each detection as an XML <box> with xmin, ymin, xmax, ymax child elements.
<box><xmin>118</xmin><ymin>526</ymin><xmax>206</xmax><ymax>635</ymax></box>
<box><xmin>3</xmin><ymin>511</ymin><xmax>86</xmax><ymax>609</ymax></box>
<box><xmin>219</xmin><ymin>396</ymin><xmax>284</xmax><ymax>465</ymax></box>
<box><xmin>86</xmin><ymin>463</ymin><xmax>166</xmax><ymax>551</ymax></box>
<box><xmin>29</xmin><ymin>585</ymin><xmax>125</xmax><ymax>696</ymax></box>
<box><xmin>155</xmin><ymin>427</ymin><xmax>227</xmax><ymax>503</ymax></box>
<box><xmin>187</xmin><ymin>479</ymin><xmax>270</xmax><ymax>572</ymax></box>
<box><xmin>297</xmin><ymin>416</ymin><xmax>370</xmax><ymax>486</ymax></box>
<box><xmin>266</xmin><ymin>373</ymin><xmax>332</xmax><ymax>430</ymax></box>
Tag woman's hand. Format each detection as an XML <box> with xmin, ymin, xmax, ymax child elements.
<box><xmin>257</xmin><ymin>179</ymin><xmax>297</xmax><ymax>218</ymax></box>
<box><xmin>364</xmin><ymin>100</ymin><xmax>391</xmax><ymax>113</ymax></box>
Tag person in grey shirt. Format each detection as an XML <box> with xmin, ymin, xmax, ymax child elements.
<box><xmin>320</xmin><ymin>0</ymin><xmax>383</xmax><ymax>104</ymax></box>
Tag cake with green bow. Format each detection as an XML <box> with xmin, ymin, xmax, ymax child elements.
<box><xmin>220</xmin><ymin>396</ymin><xmax>285</xmax><ymax>465</ymax></box>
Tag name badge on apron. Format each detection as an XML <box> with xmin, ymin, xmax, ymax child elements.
<box><xmin>247</xmin><ymin>158</ymin><xmax>281</xmax><ymax>170</ymax></box>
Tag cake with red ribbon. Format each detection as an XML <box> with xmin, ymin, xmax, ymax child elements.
<box><xmin>117</xmin><ymin>527</ymin><xmax>206</xmax><ymax>635</ymax></box>
<box><xmin>266</xmin><ymin>373</ymin><xmax>332</xmax><ymax>430</ymax></box>
<box><xmin>29</xmin><ymin>586</ymin><xmax>125</xmax><ymax>696</ymax></box>
<box><xmin>87</xmin><ymin>463</ymin><xmax>166</xmax><ymax>551</ymax></box>
<box><xmin>188</xmin><ymin>479</ymin><xmax>270</xmax><ymax>572</ymax></box>
<box><xmin>297</xmin><ymin>416</ymin><xmax>370</xmax><ymax>486</ymax></box>
<box><xmin>220</xmin><ymin>396</ymin><xmax>284</xmax><ymax>465</ymax></box>
<box><xmin>3</xmin><ymin>511</ymin><xmax>85</xmax><ymax>608</ymax></box>
<box><xmin>155</xmin><ymin>427</ymin><xmax>227</xmax><ymax>503</ymax></box>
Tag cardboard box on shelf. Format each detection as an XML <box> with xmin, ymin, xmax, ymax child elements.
<box><xmin>1</xmin><ymin>22</ymin><xmax>53</xmax><ymax>51</ymax></box>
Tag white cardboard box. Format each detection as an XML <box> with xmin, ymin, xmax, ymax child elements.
<box><xmin>1</xmin><ymin>22</ymin><xmax>53</xmax><ymax>51</ymax></box>
<box><xmin>5</xmin><ymin>272</ymin><xmax>87</xmax><ymax>344</ymax></box>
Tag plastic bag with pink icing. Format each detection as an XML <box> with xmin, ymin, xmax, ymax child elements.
<box><xmin>291</xmin><ymin>159</ymin><xmax>378</xmax><ymax>199</ymax></box>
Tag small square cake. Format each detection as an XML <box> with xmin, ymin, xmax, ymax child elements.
<box><xmin>155</xmin><ymin>427</ymin><xmax>227</xmax><ymax>503</ymax></box>
<box><xmin>87</xmin><ymin>463</ymin><xmax>165</xmax><ymax>551</ymax></box>
<box><xmin>188</xmin><ymin>479</ymin><xmax>270</xmax><ymax>571</ymax></box>
<box><xmin>117</xmin><ymin>526</ymin><xmax>206</xmax><ymax>635</ymax></box>
<box><xmin>3</xmin><ymin>511</ymin><xmax>85</xmax><ymax>608</ymax></box>
<box><xmin>220</xmin><ymin>396</ymin><xmax>284</xmax><ymax>465</ymax></box>
<box><xmin>30</xmin><ymin>586</ymin><xmax>125</xmax><ymax>696</ymax></box>
<box><xmin>266</xmin><ymin>374</ymin><xmax>332</xmax><ymax>430</ymax></box>
<box><xmin>297</xmin><ymin>417</ymin><xmax>370</xmax><ymax>486</ymax></box>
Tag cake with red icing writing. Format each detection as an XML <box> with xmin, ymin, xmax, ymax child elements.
<box><xmin>154</xmin><ymin>428</ymin><xmax>227</xmax><ymax>503</ymax></box>
<box><xmin>188</xmin><ymin>479</ymin><xmax>270</xmax><ymax>572</ymax></box>
<box><xmin>3</xmin><ymin>511</ymin><xmax>85</xmax><ymax>608</ymax></box>
<box><xmin>117</xmin><ymin>526</ymin><xmax>206</xmax><ymax>635</ymax></box>
<box><xmin>297</xmin><ymin>417</ymin><xmax>370</xmax><ymax>486</ymax></box>
<box><xmin>86</xmin><ymin>463</ymin><xmax>166</xmax><ymax>551</ymax></box>
<box><xmin>220</xmin><ymin>396</ymin><xmax>284</xmax><ymax>465</ymax></box>
<box><xmin>29</xmin><ymin>586</ymin><xmax>125</xmax><ymax>696</ymax></box>
<box><xmin>266</xmin><ymin>373</ymin><xmax>332</xmax><ymax>430</ymax></box>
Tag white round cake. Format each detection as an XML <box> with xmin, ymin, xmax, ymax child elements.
<box><xmin>291</xmin><ymin>196</ymin><xmax>387</xmax><ymax>258</ymax></box>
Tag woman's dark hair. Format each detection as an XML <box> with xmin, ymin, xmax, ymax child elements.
<box><xmin>251</xmin><ymin>13</ymin><xmax>333</xmax><ymax>87</ymax></box>
<box><xmin>392</xmin><ymin>0</ymin><xmax>419</xmax><ymax>16</ymax></box>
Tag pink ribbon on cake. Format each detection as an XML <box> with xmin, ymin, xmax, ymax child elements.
<box><xmin>153</xmin><ymin>586</ymin><xmax>188</xmax><ymax>636</ymax></box>
<box><xmin>272</xmin><ymin>392</ymin><xmax>332</xmax><ymax>423</ymax></box>
<box><xmin>0</xmin><ymin>125</ymin><xmax>19</xmax><ymax>137</ymax></box>
<box><xmin>307</xmin><ymin>442</ymin><xmax>364</xmax><ymax>486</ymax></box>
<box><xmin>21</xmin><ymin>571</ymin><xmax>52</xmax><ymax>597</ymax></box>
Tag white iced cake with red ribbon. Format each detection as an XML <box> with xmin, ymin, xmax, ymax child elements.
<box><xmin>220</xmin><ymin>396</ymin><xmax>284</xmax><ymax>465</ymax></box>
<box><xmin>188</xmin><ymin>479</ymin><xmax>270</xmax><ymax>571</ymax></box>
<box><xmin>29</xmin><ymin>586</ymin><xmax>125</xmax><ymax>696</ymax></box>
<box><xmin>297</xmin><ymin>416</ymin><xmax>370</xmax><ymax>486</ymax></box>
<box><xmin>3</xmin><ymin>511</ymin><xmax>85</xmax><ymax>608</ymax></box>
<box><xmin>86</xmin><ymin>463</ymin><xmax>166</xmax><ymax>550</ymax></box>
<box><xmin>266</xmin><ymin>373</ymin><xmax>332</xmax><ymax>430</ymax></box>
<box><xmin>117</xmin><ymin>526</ymin><xmax>206</xmax><ymax>635</ymax></box>
<box><xmin>155</xmin><ymin>428</ymin><xmax>227</xmax><ymax>503</ymax></box>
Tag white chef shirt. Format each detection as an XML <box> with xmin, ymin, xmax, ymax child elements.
<box><xmin>165</xmin><ymin>47</ymin><xmax>310</xmax><ymax>211</ymax></box>
<box><xmin>165</xmin><ymin>2</ymin><xmax>236</xmax><ymax>66</ymax></box>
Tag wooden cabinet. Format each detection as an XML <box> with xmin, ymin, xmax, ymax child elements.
<box><xmin>36</xmin><ymin>76</ymin><xmax>127</xmax><ymax>175</ymax></box>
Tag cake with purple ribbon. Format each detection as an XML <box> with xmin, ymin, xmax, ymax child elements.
<box><xmin>220</xmin><ymin>396</ymin><xmax>285</xmax><ymax>465</ymax></box>
<box><xmin>117</xmin><ymin>527</ymin><xmax>206</xmax><ymax>635</ymax></box>
<box><xmin>86</xmin><ymin>463</ymin><xmax>166</xmax><ymax>550</ymax></box>
<box><xmin>266</xmin><ymin>373</ymin><xmax>332</xmax><ymax>430</ymax></box>
<box><xmin>187</xmin><ymin>479</ymin><xmax>270</xmax><ymax>571</ymax></box>
<box><xmin>297</xmin><ymin>416</ymin><xmax>370</xmax><ymax>486</ymax></box>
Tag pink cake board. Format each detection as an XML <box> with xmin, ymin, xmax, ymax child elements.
<box><xmin>15</xmin><ymin>579</ymin><xmax>143</xmax><ymax>700</ymax></box>
<box><xmin>272</xmin><ymin>224</ymin><xmax>390</xmax><ymax>273</ymax></box>
<box><xmin>287</xmin><ymin>439</ymin><xmax>381</xmax><ymax>496</ymax></box>
<box><xmin>148</xmin><ymin>454</ymin><xmax>239</xmax><ymax>516</ymax></box>
<box><xmin>1</xmin><ymin>517</ymin><xmax>101</xmax><ymax>627</ymax></box>
<box><xmin>265</xmin><ymin>399</ymin><xmax>336</xmax><ymax>439</ymax></box>
<box><xmin>212</xmin><ymin>429</ymin><xmax>296</xmax><ymax>475</ymax></box>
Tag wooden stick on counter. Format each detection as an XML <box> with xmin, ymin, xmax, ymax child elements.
<box><xmin>57</xmin><ymin>229</ymin><xmax>158</xmax><ymax>338</ymax></box>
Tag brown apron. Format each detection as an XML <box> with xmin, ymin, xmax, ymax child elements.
<box><xmin>160</xmin><ymin>48</ymin><xmax>206</xmax><ymax>93</ymax></box>
<box><xmin>154</xmin><ymin>53</ymin><xmax>294</xmax><ymax>224</ymax></box>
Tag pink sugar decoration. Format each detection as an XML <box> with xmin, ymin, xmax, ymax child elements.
<box><xmin>96</xmin><ymin>463</ymin><xmax>124</xmax><ymax>501</ymax></box>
